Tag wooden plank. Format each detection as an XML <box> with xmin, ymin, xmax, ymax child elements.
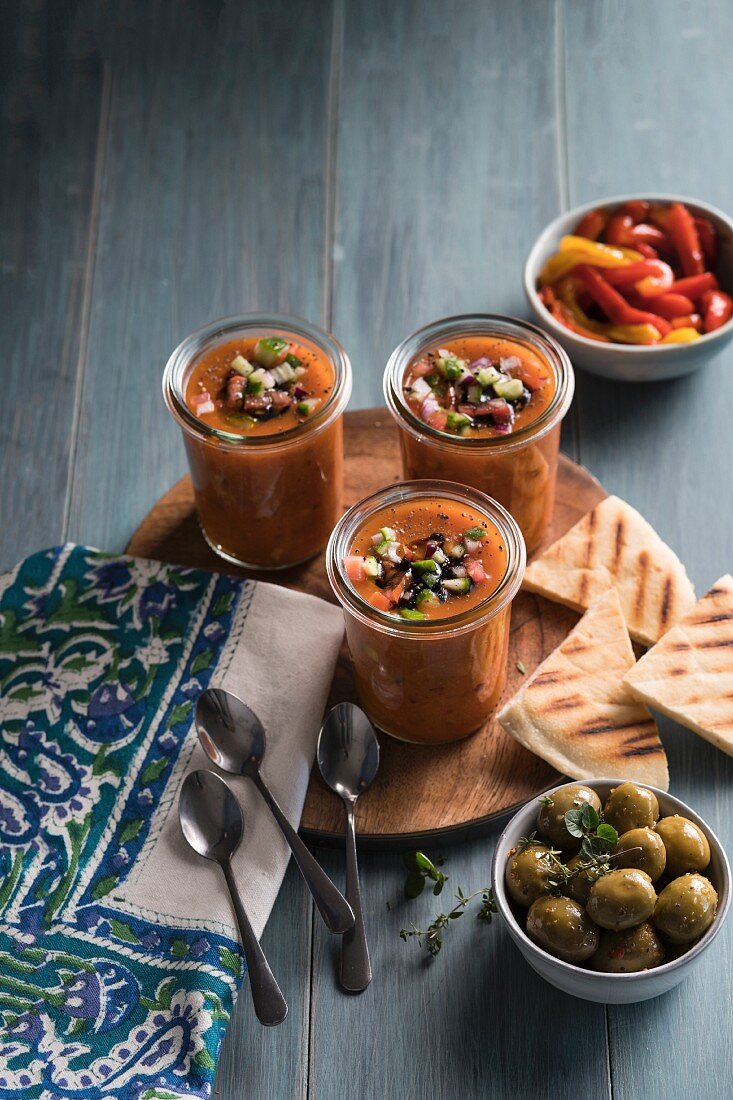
<box><xmin>312</xmin><ymin>838</ymin><xmax>609</xmax><ymax>1100</ymax></box>
<box><xmin>310</xmin><ymin>4</ymin><xmax>607</xmax><ymax>1098</ymax></box>
<box><xmin>65</xmin><ymin>0</ymin><xmax>336</xmax><ymax>553</ymax></box>
<box><xmin>563</xmin><ymin>3</ymin><xmax>733</xmax><ymax>1098</ymax></box>
<box><xmin>213</xmin><ymin>862</ymin><xmax>312</xmax><ymax>1100</ymax></box>
<box><xmin>0</xmin><ymin>0</ymin><xmax>102</xmax><ymax>570</ymax></box>
<box><xmin>57</xmin><ymin>3</ymin><xmax>337</xmax><ymax>1097</ymax></box>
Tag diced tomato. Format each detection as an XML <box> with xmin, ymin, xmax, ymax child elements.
<box><xmin>427</xmin><ymin>409</ymin><xmax>448</xmax><ymax>430</ymax></box>
<box><xmin>386</xmin><ymin>576</ymin><xmax>408</xmax><ymax>604</ymax></box>
<box><xmin>466</xmin><ymin>559</ymin><xmax>488</xmax><ymax>584</ymax></box>
<box><xmin>343</xmin><ymin>555</ymin><xmax>366</xmax><ymax>583</ymax></box>
<box><xmin>369</xmin><ymin>590</ymin><xmax>392</xmax><ymax>612</ymax></box>
<box><xmin>411</xmin><ymin>358</ymin><xmax>432</xmax><ymax>377</ymax></box>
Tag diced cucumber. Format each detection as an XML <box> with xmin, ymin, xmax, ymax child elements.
<box><xmin>254</xmin><ymin>336</ymin><xmax>290</xmax><ymax>367</ymax></box>
<box><xmin>293</xmin><ymin>365</ymin><xmax>308</xmax><ymax>378</ymax></box>
<box><xmin>412</xmin><ymin>559</ymin><xmax>439</xmax><ymax>573</ymax></box>
<box><xmin>466</xmin><ymin>383</ymin><xmax>482</xmax><ymax>405</ymax></box>
<box><xmin>416</xmin><ymin>589</ymin><xmax>440</xmax><ymax>607</ymax></box>
<box><xmin>296</xmin><ymin>398</ymin><xmax>319</xmax><ymax>416</ymax></box>
<box><xmin>422</xmin><ymin>572</ymin><xmax>440</xmax><ymax>589</ymax></box>
<box><xmin>247</xmin><ymin>378</ymin><xmax>263</xmax><ymax>395</ymax></box>
<box><xmin>271</xmin><ymin>363</ymin><xmax>296</xmax><ymax>385</ymax></box>
<box><xmin>445</xmin><ymin>542</ymin><xmax>466</xmax><ymax>559</ymax></box>
<box><xmin>230</xmin><ymin>355</ymin><xmax>254</xmax><ymax>377</ymax></box>
<box><xmin>399</xmin><ymin>608</ymin><xmax>426</xmax><ymax>621</ymax></box>
<box><xmin>477</xmin><ymin>365</ymin><xmax>502</xmax><ymax>387</ymax></box>
<box><xmin>464</xmin><ymin>526</ymin><xmax>486</xmax><ymax>540</ymax></box>
<box><xmin>363</xmin><ymin>556</ymin><xmax>381</xmax><ymax>578</ymax></box>
<box><xmin>380</xmin><ymin>526</ymin><xmax>397</xmax><ymax>541</ymax></box>
<box><xmin>446</xmin><ymin>411</ymin><xmax>471</xmax><ymax>431</ymax></box>
<box><xmin>442</xmin><ymin>578</ymin><xmax>471</xmax><ymax>594</ymax></box>
<box><xmin>374</xmin><ymin>540</ymin><xmax>391</xmax><ymax>556</ymax></box>
<box><xmin>226</xmin><ymin>412</ymin><xmax>256</xmax><ymax>428</ymax></box>
<box><xmin>493</xmin><ymin>376</ymin><xmax>524</xmax><ymax>401</ymax></box>
<box><xmin>436</xmin><ymin>355</ymin><xmax>466</xmax><ymax>380</ymax></box>
<box><xmin>285</xmin><ymin>352</ymin><xmax>303</xmax><ymax>368</ymax></box>
<box><xmin>260</xmin><ymin>370</ymin><xmax>276</xmax><ymax>390</ymax></box>
<box><xmin>431</xmin><ymin>547</ymin><xmax>449</xmax><ymax>565</ymax></box>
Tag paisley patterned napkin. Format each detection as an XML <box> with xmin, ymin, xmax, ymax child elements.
<box><xmin>0</xmin><ymin>545</ymin><xmax>343</xmax><ymax>1100</ymax></box>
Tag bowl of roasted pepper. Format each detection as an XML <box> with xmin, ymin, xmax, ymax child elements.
<box><xmin>524</xmin><ymin>194</ymin><xmax>733</xmax><ymax>381</ymax></box>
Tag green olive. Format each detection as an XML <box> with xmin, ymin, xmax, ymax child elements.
<box><xmin>536</xmin><ymin>785</ymin><xmax>602</xmax><ymax>849</ymax></box>
<box><xmin>614</xmin><ymin>827</ymin><xmax>667</xmax><ymax>882</ymax></box>
<box><xmin>603</xmin><ymin>783</ymin><xmax>659</xmax><ymax>834</ymax></box>
<box><xmin>655</xmin><ymin>816</ymin><xmax>711</xmax><ymax>879</ymax></box>
<box><xmin>653</xmin><ymin>874</ymin><xmax>718</xmax><ymax>945</ymax></box>
<box><xmin>564</xmin><ymin>852</ymin><xmax>603</xmax><ymax>906</ymax></box>
<box><xmin>586</xmin><ymin>868</ymin><xmax>657</xmax><ymax>931</ymax></box>
<box><xmin>591</xmin><ymin>922</ymin><xmax>666</xmax><ymax>973</ymax></box>
<box><xmin>526</xmin><ymin>895</ymin><xmax>599</xmax><ymax>963</ymax></box>
<box><xmin>505</xmin><ymin>844</ymin><xmax>554</xmax><ymax>907</ymax></box>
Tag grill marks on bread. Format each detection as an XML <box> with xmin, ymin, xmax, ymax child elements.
<box><xmin>523</xmin><ymin>495</ymin><xmax>695</xmax><ymax>646</ymax></box>
<box><xmin>498</xmin><ymin>589</ymin><xmax>668</xmax><ymax>789</ymax></box>
<box><xmin>624</xmin><ymin>576</ymin><xmax>733</xmax><ymax>754</ymax></box>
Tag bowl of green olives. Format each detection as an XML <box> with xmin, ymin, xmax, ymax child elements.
<box><xmin>491</xmin><ymin>779</ymin><xmax>730</xmax><ymax>1003</ymax></box>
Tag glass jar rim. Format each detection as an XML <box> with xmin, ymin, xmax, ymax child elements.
<box><xmin>383</xmin><ymin>313</ymin><xmax>574</xmax><ymax>453</ymax></box>
<box><xmin>163</xmin><ymin>312</ymin><xmax>352</xmax><ymax>450</ymax></box>
<box><xmin>326</xmin><ymin>479</ymin><xmax>526</xmax><ymax>637</ymax></box>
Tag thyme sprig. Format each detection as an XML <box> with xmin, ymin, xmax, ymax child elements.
<box><xmin>400</xmin><ymin>884</ymin><xmax>497</xmax><ymax>957</ymax></box>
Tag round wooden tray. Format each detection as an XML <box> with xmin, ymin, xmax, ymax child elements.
<box><xmin>128</xmin><ymin>409</ymin><xmax>606</xmax><ymax>848</ymax></box>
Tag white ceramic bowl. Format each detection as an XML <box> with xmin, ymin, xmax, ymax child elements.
<box><xmin>523</xmin><ymin>194</ymin><xmax>733</xmax><ymax>382</ymax></box>
<box><xmin>491</xmin><ymin>778</ymin><xmax>731</xmax><ymax>1003</ymax></box>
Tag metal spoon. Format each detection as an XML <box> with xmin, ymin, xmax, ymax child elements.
<box><xmin>196</xmin><ymin>688</ymin><xmax>354</xmax><ymax>935</ymax></box>
<box><xmin>178</xmin><ymin>769</ymin><xmax>287</xmax><ymax>1027</ymax></box>
<box><xmin>317</xmin><ymin>703</ymin><xmax>380</xmax><ymax>992</ymax></box>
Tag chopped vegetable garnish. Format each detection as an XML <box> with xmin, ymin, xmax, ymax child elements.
<box><xmin>538</xmin><ymin>200</ymin><xmax>732</xmax><ymax>346</ymax></box>
<box><xmin>344</xmin><ymin>520</ymin><xmax>494</xmax><ymax>620</ymax></box>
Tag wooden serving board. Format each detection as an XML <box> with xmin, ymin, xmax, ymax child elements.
<box><xmin>128</xmin><ymin>409</ymin><xmax>606</xmax><ymax>848</ymax></box>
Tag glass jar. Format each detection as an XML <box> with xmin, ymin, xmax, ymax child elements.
<box><xmin>384</xmin><ymin>315</ymin><xmax>574</xmax><ymax>556</ymax></box>
<box><xmin>327</xmin><ymin>480</ymin><xmax>525</xmax><ymax>745</ymax></box>
<box><xmin>163</xmin><ymin>314</ymin><xmax>352</xmax><ymax>569</ymax></box>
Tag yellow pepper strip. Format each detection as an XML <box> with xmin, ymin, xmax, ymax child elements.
<box><xmin>606</xmin><ymin>323</ymin><xmax>662</xmax><ymax>345</ymax></box>
<box><xmin>558</xmin><ymin>235</ymin><xmax>644</xmax><ymax>263</ymax></box>
<box><xmin>538</xmin><ymin>238</ymin><xmax>644</xmax><ymax>287</ymax></box>
<box><xmin>659</xmin><ymin>327</ymin><xmax>701</xmax><ymax>344</ymax></box>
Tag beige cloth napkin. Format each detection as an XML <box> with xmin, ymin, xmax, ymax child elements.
<box><xmin>114</xmin><ymin>579</ymin><xmax>344</xmax><ymax>940</ymax></box>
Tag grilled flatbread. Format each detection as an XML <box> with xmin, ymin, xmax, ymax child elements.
<box><xmin>498</xmin><ymin>588</ymin><xmax>669</xmax><ymax>788</ymax></box>
<box><xmin>523</xmin><ymin>495</ymin><xmax>695</xmax><ymax>647</ymax></box>
<box><xmin>623</xmin><ymin>575</ymin><xmax>733</xmax><ymax>756</ymax></box>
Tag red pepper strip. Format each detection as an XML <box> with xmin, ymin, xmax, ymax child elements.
<box><xmin>575</xmin><ymin>208</ymin><xmax>608</xmax><ymax>241</ymax></box>
<box><xmin>666</xmin><ymin>201</ymin><xmax>705</xmax><ymax>277</ymax></box>
<box><xmin>578</xmin><ymin>265</ymin><xmax>672</xmax><ymax>334</ymax></box>
<box><xmin>619</xmin><ymin>199</ymin><xmax>651</xmax><ymax>224</ymax></box>
<box><xmin>701</xmin><ymin>289</ymin><xmax>733</xmax><ymax>333</ymax></box>
<box><xmin>606</xmin><ymin>213</ymin><xmax>670</xmax><ymax>250</ymax></box>
<box><xmin>671</xmin><ymin>271</ymin><xmax>718</xmax><ymax>299</ymax></box>
<box><xmin>671</xmin><ymin>313</ymin><xmax>702</xmax><ymax>331</ymax></box>
<box><xmin>633</xmin><ymin>292</ymin><xmax>695</xmax><ymax>319</ymax></box>
<box><xmin>547</xmin><ymin>297</ymin><xmax>612</xmax><ymax>342</ymax></box>
<box><xmin>694</xmin><ymin>216</ymin><xmax>718</xmax><ymax>266</ymax></box>
<box><xmin>636</xmin><ymin>243</ymin><xmax>659</xmax><ymax>260</ymax></box>
<box><xmin>603</xmin><ymin>259</ymin><xmax>673</xmax><ymax>297</ymax></box>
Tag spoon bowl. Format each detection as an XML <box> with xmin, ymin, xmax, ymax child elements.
<box><xmin>196</xmin><ymin>687</ymin><xmax>266</xmax><ymax>774</ymax></box>
<box><xmin>317</xmin><ymin>702</ymin><xmax>380</xmax><ymax>802</ymax></box>
<box><xmin>179</xmin><ymin>769</ymin><xmax>244</xmax><ymax>863</ymax></box>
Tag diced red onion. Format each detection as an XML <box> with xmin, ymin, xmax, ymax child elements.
<box><xmin>421</xmin><ymin>394</ymin><xmax>441</xmax><ymax>419</ymax></box>
<box><xmin>410</xmin><ymin>377</ymin><xmax>432</xmax><ymax>399</ymax></box>
<box><xmin>500</xmin><ymin>355</ymin><xmax>521</xmax><ymax>373</ymax></box>
<box><xmin>191</xmin><ymin>389</ymin><xmax>213</xmax><ymax>409</ymax></box>
<box><xmin>470</xmin><ymin>356</ymin><xmax>492</xmax><ymax>370</ymax></box>
<box><xmin>452</xmin><ymin>564</ymin><xmax>468</xmax><ymax>578</ymax></box>
<box><xmin>464</xmin><ymin>538</ymin><xmax>481</xmax><ymax>554</ymax></box>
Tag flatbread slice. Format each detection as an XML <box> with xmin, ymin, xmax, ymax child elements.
<box><xmin>498</xmin><ymin>588</ymin><xmax>669</xmax><ymax>789</ymax></box>
<box><xmin>523</xmin><ymin>495</ymin><xmax>696</xmax><ymax>647</ymax></box>
<box><xmin>623</xmin><ymin>575</ymin><xmax>733</xmax><ymax>755</ymax></box>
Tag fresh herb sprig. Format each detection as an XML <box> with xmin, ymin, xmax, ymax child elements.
<box><xmin>541</xmin><ymin>803</ymin><xmax>623</xmax><ymax>892</ymax></box>
<box><xmin>402</xmin><ymin>851</ymin><xmax>447</xmax><ymax>899</ymax></box>
<box><xmin>399</xmin><ymin>851</ymin><xmax>495</xmax><ymax>957</ymax></box>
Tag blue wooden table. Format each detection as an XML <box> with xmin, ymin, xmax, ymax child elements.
<box><xmin>3</xmin><ymin>2</ymin><xmax>732</xmax><ymax>1097</ymax></box>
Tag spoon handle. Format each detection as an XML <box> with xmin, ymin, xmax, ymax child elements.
<box><xmin>223</xmin><ymin>860</ymin><xmax>288</xmax><ymax>1027</ymax></box>
<box><xmin>251</xmin><ymin>771</ymin><xmax>354</xmax><ymax>934</ymax></box>
<box><xmin>339</xmin><ymin>798</ymin><xmax>372</xmax><ymax>992</ymax></box>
